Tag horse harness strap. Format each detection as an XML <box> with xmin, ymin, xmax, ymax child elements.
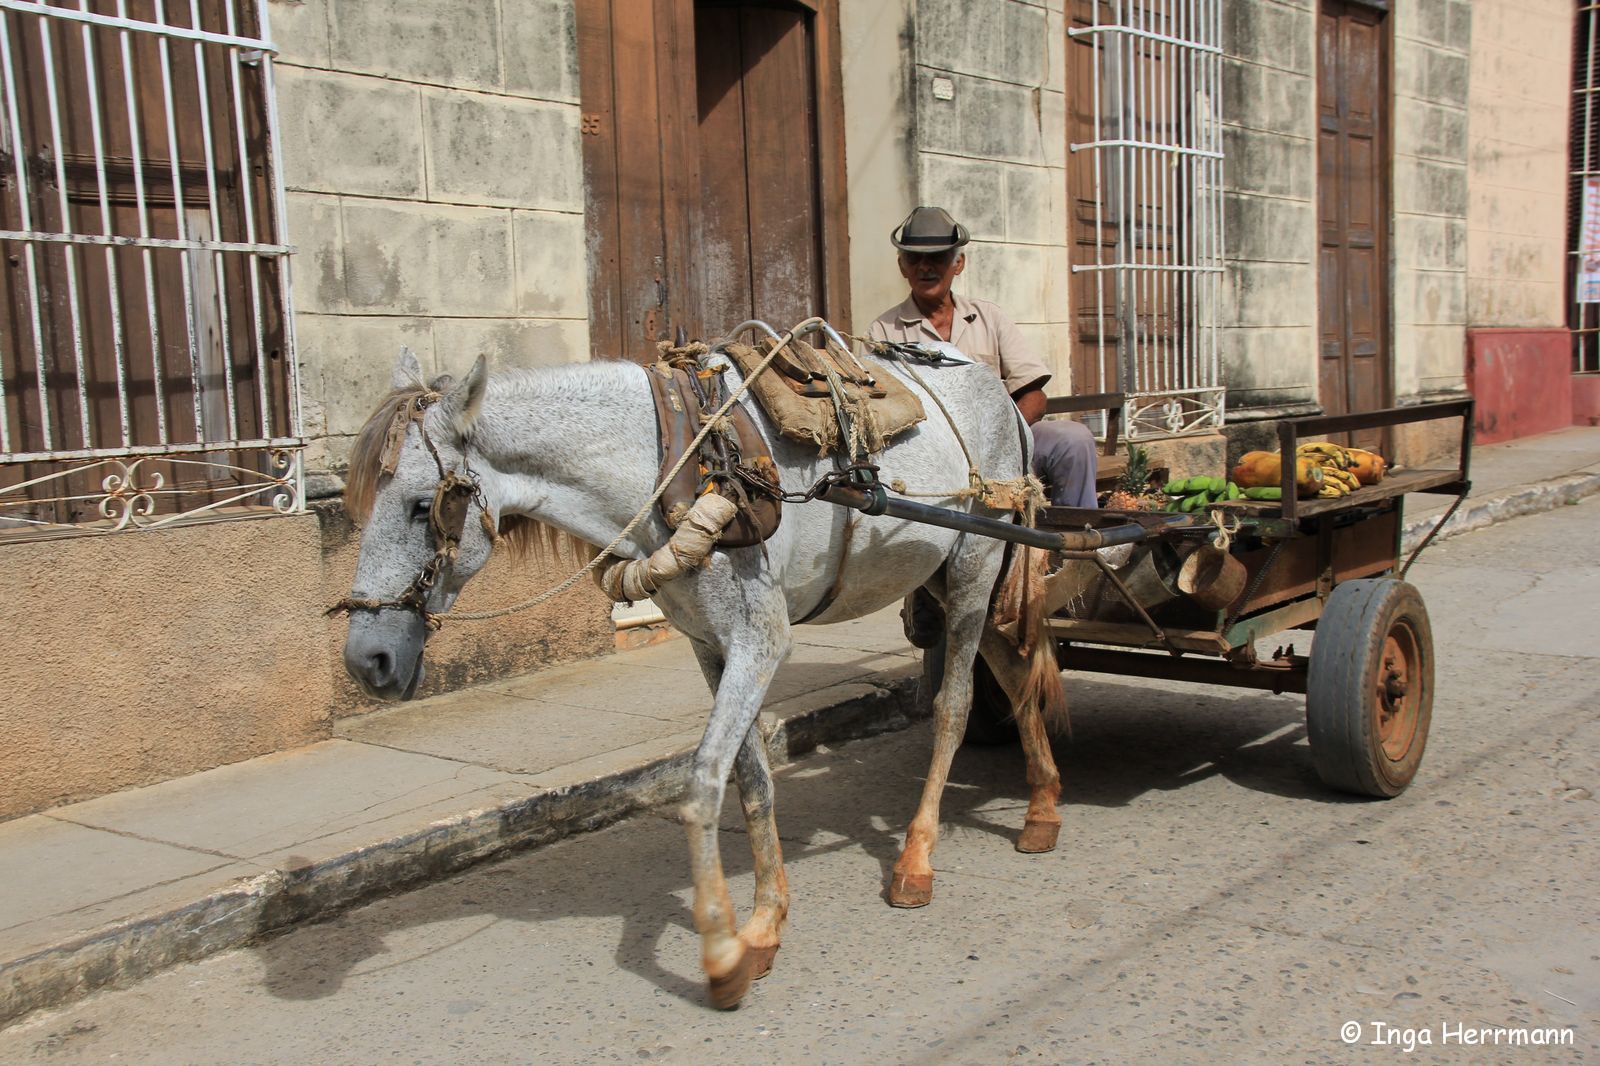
<box><xmin>327</xmin><ymin>393</ymin><xmax>487</xmax><ymax>630</ymax></box>
<box><xmin>645</xmin><ymin>358</ymin><xmax>781</xmax><ymax>548</ymax></box>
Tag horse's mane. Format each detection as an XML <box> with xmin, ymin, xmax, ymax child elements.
<box><xmin>344</xmin><ymin>378</ymin><xmax>597</xmax><ymax>567</ymax></box>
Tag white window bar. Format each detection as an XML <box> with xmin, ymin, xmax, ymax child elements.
<box><xmin>1572</xmin><ymin>0</ymin><xmax>1600</xmax><ymax>373</ymax></box>
<box><xmin>0</xmin><ymin>0</ymin><xmax>301</xmax><ymax>536</ymax></box>
<box><xmin>1071</xmin><ymin>0</ymin><xmax>1225</xmax><ymax>439</ymax></box>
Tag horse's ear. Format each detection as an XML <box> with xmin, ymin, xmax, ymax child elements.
<box><xmin>392</xmin><ymin>346</ymin><xmax>423</xmax><ymax>389</ymax></box>
<box><xmin>435</xmin><ymin>355</ymin><xmax>488</xmax><ymax>438</ymax></box>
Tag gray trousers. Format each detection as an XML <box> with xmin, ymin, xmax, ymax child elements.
<box><xmin>1031</xmin><ymin>417</ymin><xmax>1099</xmax><ymax>508</ymax></box>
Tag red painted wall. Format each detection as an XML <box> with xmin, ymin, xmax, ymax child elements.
<box><xmin>1575</xmin><ymin>373</ymin><xmax>1600</xmax><ymax>428</ymax></box>
<box><xmin>1464</xmin><ymin>328</ymin><xmax>1573</xmax><ymax>444</ymax></box>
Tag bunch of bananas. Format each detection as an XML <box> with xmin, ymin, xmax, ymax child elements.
<box><xmin>1298</xmin><ymin>441</ymin><xmax>1368</xmax><ymax>498</ymax></box>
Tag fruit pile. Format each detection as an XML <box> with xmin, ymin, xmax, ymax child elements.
<box><xmin>1231</xmin><ymin>442</ymin><xmax>1388</xmax><ymax>500</ymax></box>
<box><xmin>1161</xmin><ymin>476</ymin><xmax>1243</xmax><ymax>512</ymax></box>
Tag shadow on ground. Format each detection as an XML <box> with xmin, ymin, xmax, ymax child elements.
<box><xmin>251</xmin><ymin>672</ymin><xmax>1341</xmax><ymax>1008</ymax></box>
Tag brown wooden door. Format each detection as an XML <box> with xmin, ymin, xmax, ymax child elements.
<box><xmin>577</xmin><ymin>0</ymin><xmax>847</xmax><ymax>362</ymax></box>
<box><xmin>1317</xmin><ymin>0</ymin><xmax>1390</xmax><ymax>450</ymax></box>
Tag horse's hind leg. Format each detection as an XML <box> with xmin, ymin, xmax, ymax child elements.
<box><xmin>734</xmin><ymin>721</ymin><xmax>789</xmax><ymax>979</ymax></box>
<box><xmin>888</xmin><ymin>546</ymin><xmax>1001</xmax><ymax>908</ymax></box>
<box><xmin>979</xmin><ymin>625</ymin><xmax>1062</xmax><ymax>854</ymax></box>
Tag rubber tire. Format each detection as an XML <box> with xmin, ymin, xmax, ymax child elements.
<box><xmin>1306</xmin><ymin>578</ymin><xmax>1434</xmax><ymax>798</ymax></box>
<box><xmin>920</xmin><ymin>635</ymin><xmax>1020</xmax><ymax>747</ymax></box>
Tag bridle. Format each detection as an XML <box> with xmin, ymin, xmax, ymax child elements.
<box><xmin>327</xmin><ymin>393</ymin><xmax>489</xmax><ymax>630</ymax></box>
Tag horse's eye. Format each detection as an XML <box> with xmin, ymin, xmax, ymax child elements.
<box><xmin>409</xmin><ymin>498</ymin><xmax>431</xmax><ymax>523</ymax></box>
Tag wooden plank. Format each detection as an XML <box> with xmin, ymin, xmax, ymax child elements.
<box><xmin>1044</xmin><ymin>616</ymin><xmax>1230</xmax><ymax>655</ymax></box>
<box><xmin>812</xmin><ymin>0</ymin><xmax>851</xmax><ymax>329</ymax></box>
<box><xmin>1213</xmin><ymin>467</ymin><xmax>1463</xmax><ymax>519</ymax></box>
<box><xmin>741</xmin><ymin>5</ymin><xmax>821</xmax><ymax>332</ymax></box>
<box><xmin>694</xmin><ymin>5</ymin><xmax>754</xmax><ymax>335</ymax></box>
<box><xmin>577</xmin><ymin>0</ymin><xmax>623</xmax><ymax>359</ymax></box>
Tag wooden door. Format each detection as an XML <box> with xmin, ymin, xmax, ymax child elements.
<box><xmin>576</xmin><ymin>0</ymin><xmax>700</xmax><ymax>362</ymax></box>
<box><xmin>1317</xmin><ymin>0</ymin><xmax>1390</xmax><ymax>450</ymax></box>
<box><xmin>577</xmin><ymin>0</ymin><xmax>847</xmax><ymax>362</ymax></box>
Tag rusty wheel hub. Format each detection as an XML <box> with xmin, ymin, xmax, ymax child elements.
<box><xmin>1374</xmin><ymin>627</ymin><xmax>1419</xmax><ymax>760</ymax></box>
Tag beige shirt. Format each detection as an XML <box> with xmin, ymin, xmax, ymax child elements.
<box><xmin>868</xmin><ymin>292</ymin><xmax>1053</xmax><ymax>397</ymax></box>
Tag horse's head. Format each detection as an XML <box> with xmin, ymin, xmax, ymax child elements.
<box><xmin>340</xmin><ymin>348</ymin><xmax>497</xmax><ymax>700</ymax></box>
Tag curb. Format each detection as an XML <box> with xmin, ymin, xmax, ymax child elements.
<box><xmin>1400</xmin><ymin>470</ymin><xmax>1600</xmax><ymax>554</ymax></box>
<box><xmin>0</xmin><ymin>674</ymin><xmax>923</xmax><ymax>1029</ymax></box>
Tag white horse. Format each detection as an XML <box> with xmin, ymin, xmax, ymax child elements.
<box><xmin>340</xmin><ymin>343</ymin><xmax>1066</xmax><ymax>1008</ymax></box>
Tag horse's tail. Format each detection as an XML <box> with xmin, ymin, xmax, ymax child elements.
<box><xmin>992</xmin><ymin>543</ymin><xmax>1069</xmax><ymax>735</ymax></box>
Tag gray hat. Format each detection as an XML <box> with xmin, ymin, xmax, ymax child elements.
<box><xmin>891</xmin><ymin>206</ymin><xmax>970</xmax><ymax>253</ymax></box>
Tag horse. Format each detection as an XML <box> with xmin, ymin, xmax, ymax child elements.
<box><xmin>339</xmin><ymin>340</ymin><xmax>1068</xmax><ymax>1009</ymax></box>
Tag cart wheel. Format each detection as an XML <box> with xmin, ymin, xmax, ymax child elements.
<box><xmin>919</xmin><ymin>636</ymin><xmax>1019</xmax><ymax>746</ymax></box>
<box><xmin>1306</xmin><ymin>578</ymin><xmax>1433</xmax><ymax>798</ymax></box>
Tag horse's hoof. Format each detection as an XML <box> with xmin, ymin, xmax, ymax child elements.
<box><xmin>887</xmin><ymin>871</ymin><xmax>934</xmax><ymax>908</ymax></box>
<box><xmin>706</xmin><ymin>946</ymin><xmax>754</xmax><ymax>1010</ymax></box>
<box><xmin>1016</xmin><ymin>819</ymin><xmax>1060</xmax><ymax>854</ymax></box>
<box><xmin>746</xmin><ymin>943</ymin><xmax>779</xmax><ymax>980</ymax></box>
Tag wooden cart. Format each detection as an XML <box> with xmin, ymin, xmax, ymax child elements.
<box><xmin>953</xmin><ymin>399</ymin><xmax>1474</xmax><ymax>799</ymax></box>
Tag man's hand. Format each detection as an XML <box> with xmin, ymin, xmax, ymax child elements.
<box><xmin>1013</xmin><ymin>386</ymin><xmax>1047</xmax><ymax>426</ymax></box>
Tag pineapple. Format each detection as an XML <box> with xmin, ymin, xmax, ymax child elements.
<box><xmin>1104</xmin><ymin>442</ymin><xmax>1153</xmax><ymax>511</ymax></box>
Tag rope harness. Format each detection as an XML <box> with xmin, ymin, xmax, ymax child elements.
<box><xmin>326</xmin><ymin>392</ymin><xmax>489</xmax><ymax>630</ymax></box>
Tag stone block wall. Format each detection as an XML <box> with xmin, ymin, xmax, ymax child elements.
<box><xmin>1465</xmin><ymin>0</ymin><xmax>1569</xmax><ymax>329</ymax></box>
<box><xmin>1218</xmin><ymin>0</ymin><xmax>1318</xmax><ymax>415</ymax></box>
<box><xmin>1392</xmin><ymin>0</ymin><xmax>1470</xmax><ymax>403</ymax></box>
<box><xmin>916</xmin><ymin>0</ymin><xmax>1071</xmax><ymax>386</ymax></box>
<box><xmin>268</xmin><ymin>0</ymin><xmax>589</xmax><ymax>477</ymax></box>
<box><xmin>843</xmin><ymin>0</ymin><xmax>1072</xmax><ymax>389</ymax></box>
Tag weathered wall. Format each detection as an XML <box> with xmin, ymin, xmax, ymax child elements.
<box><xmin>0</xmin><ymin>512</ymin><xmax>611</xmax><ymax>821</ymax></box>
<box><xmin>0</xmin><ymin>517</ymin><xmax>330</xmax><ymax>821</ymax></box>
<box><xmin>0</xmin><ymin>1</ymin><xmax>618</xmax><ymax>822</ymax></box>
<box><xmin>843</xmin><ymin>0</ymin><xmax>1071</xmax><ymax>389</ymax></box>
<box><xmin>268</xmin><ymin>0</ymin><xmax>591</xmax><ymax>477</ymax></box>
<box><xmin>1465</xmin><ymin>0</ymin><xmax>1568</xmax><ymax>329</ymax></box>
<box><xmin>917</xmin><ymin>0</ymin><xmax>1072</xmax><ymax>388</ymax></box>
<box><xmin>1391</xmin><ymin>0</ymin><xmax>1470</xmax><ymax>405</ymax></box>
<box><xmin>1218</xmin><ymin>0</ymin><xmax>1319</xmax><ymax>416</ymax></box>
<box><xmin>841</xmin><ymin>0</ymin><xmax>920</xmax><ymax>328</ymax></box>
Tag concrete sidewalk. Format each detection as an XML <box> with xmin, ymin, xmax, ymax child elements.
<box><xmin>3</xmin><ymin>424</ymin><xmax>1599</xmax><ymax>1029</ymax></box>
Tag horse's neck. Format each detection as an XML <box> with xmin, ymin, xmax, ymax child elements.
<box><xmin>472</xmin><ymin>363</ymin><xmax>660</xmax><ymax>547</ymax></box>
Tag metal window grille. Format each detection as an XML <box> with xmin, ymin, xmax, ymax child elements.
<box><xmin>0</xmin><ymin>0</ymin><xmax>300</xmax><ymax>538</ymax></box>
<box><xmin>1069</xmin><ymin>0</ymin><xmax>1225</xmax><ymax>439</ymax></box>
<box><xmin>1571</xmin><ymin>0</ymin><xmax>1600</xmax><ymax>374</ymax></box>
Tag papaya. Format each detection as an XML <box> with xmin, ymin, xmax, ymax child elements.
<box><xmin>1230</xmin><ymin>452</ymin><xmax>1325</xmax><ymax>497</ymax></box>
<box><xmin>1345</xmin><ymin>448</ymin><xmax>1388</xmax><ymax>486</ymax></box>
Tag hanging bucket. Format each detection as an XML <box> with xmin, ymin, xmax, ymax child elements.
<box><xmin>1177</xmin><ymin>543</ymin><xmax>1248</xmax><ymax>611</ymax></box>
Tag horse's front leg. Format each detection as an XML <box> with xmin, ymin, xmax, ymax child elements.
<box><xmin>889</xmin><ymin>584</ymin><xmax>987</xmax><ymax>908</ymax></box>
<box><xmin>680</xmin><ymin>632</ymin><xmax>788</xmax><ymax>1009</ymax></box>
<box><xmin>686</xmin><ymin>639</ymin><xmax>790</xmax><ymax>983</ymax></box>
<box><xmin>734</xmin><ymin>721</ymin><xmax>789</xmax><ymax>978</ymax></box>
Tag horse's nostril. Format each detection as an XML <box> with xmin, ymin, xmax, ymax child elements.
<box><xmin>369</xmin><ymin>650</ymin><xmax>394</xmax><ymax>684</ymax></box>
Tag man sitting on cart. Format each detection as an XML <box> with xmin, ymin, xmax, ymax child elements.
<box><xmin>868</xmin><ymin>205</ymin><xmax>1099</xmax><ymax>510</ymax></box>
